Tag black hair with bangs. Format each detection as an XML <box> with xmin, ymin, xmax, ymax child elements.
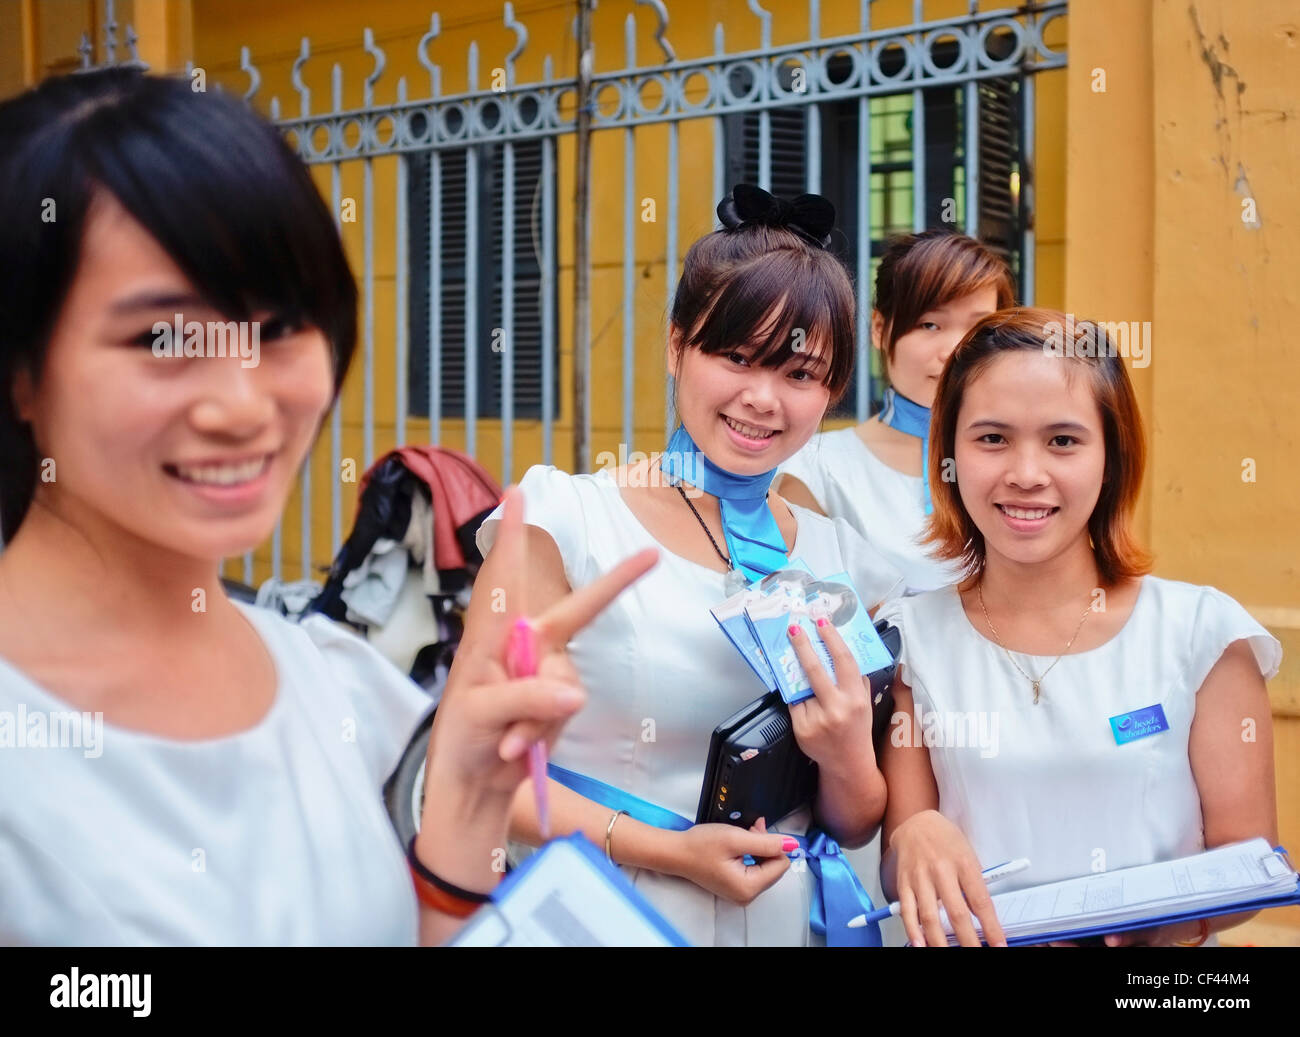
<box><xmin>0</xmin><ymin>67</ymin><xmax>357</xmax><ymax>540</ymax></box>
<box><xmin>669</xmin><ymin>220</ymin><xmax>855</xmax><ymax>404</ymax></box>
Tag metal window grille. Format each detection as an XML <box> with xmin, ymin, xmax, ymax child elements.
<box><xmin>217</xmin><ymin>0</ymin><xmax>1067</xmax><ymax>582</ymax></box>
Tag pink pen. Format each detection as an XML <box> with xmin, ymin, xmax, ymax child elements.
<box><xmin>505</xmin><ymin>617</ymin><xmax>550</xmax><ymax>839</ymax></box>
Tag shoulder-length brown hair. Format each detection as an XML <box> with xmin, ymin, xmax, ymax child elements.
<box><xmin>923</xmin><ymin>307</ymin><xmax>1152</xmax><ymax>587</ymax></box>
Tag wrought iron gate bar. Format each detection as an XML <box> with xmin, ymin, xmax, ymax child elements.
<box><xmin>241</xmin><ymin>2</ymin><xmax>1065</xmax><ymax>164</ymax></box>
<box><xmin>206</xmin><ymin>0</ymin><xmax>1069</xmax><ymax>582</ymax></box>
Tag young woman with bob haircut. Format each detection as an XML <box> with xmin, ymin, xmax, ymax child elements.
<box><xmin>0</xmin><ymin>68</ymin><xmax>652</xmax><ymax>946</ymax></box>
<box><xmin>778</xmin><ymin>230</ymin><xmax>1015</xmax><ymax>593</ymax></box>
<box><xmin>876</xmin><ymin>307</ymin><xmax>1280</xmax><ymax>947</ymax></box>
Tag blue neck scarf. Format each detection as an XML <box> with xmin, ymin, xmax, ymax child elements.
<box><xmin>659</xmin><ymin>424</ymin><xmax>789</xmax><ymax>583</ymax></box>
<box><xmin>879</xmin><ymin>387</ymin><xmax>933</xmax><ymax>515</ymax></box>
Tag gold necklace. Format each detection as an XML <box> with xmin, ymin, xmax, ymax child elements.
<box><xmin>976</xmin><ymin>582</ymin><xmax>1094</xmax><ymax>704</ymax></box>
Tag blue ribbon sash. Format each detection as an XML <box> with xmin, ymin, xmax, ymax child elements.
<box><xmin>547</xmin><ymin>762</ymin><xmax>882</xmax><ymax>947</ymax></box>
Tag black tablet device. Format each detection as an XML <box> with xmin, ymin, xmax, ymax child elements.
<box><xmin>695</xmin><ymin>620</ymin><xmax>901</xmax><ymax>828</ymax></box>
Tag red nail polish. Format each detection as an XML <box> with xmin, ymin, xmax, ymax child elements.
<box><xmin>787</xmin><ymin>624</ymin><xmax>800</xmax><ymax>638</ymax></box>
<box><xmin>782</xmin><ymin>837</ymin><xmax>798</xmax><ymax>852</ymax></box>
<box><xmin>816</xmin><ymin>617</ymin><xmax>829</xmax><ymax>628</ymax></box>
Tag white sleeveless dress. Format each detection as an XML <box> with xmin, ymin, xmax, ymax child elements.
<box><xmin>778</xmin><ymin>426</ymin><xmax>963</xmax><ymax>594</ymax></box>
<box><xmin>477</xmin><ymin>464</ymin><xmax>905</xmax><ymax>946</ymax></box>
<box><xmin>874</xmin><ymin>577</ymin><xmax>1282</xmax><ymax>896</ymax></box>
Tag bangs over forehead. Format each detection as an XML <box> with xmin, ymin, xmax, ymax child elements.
<box><xmin>874</xmin><ymin>229</ymin><xmax>1015</xmax><ymax>359</ymax></box>
<box><xmin>3</xmin><ymin>68</ymin><xmax>356</xmax><ymax>389</ymax></box>
<box><xmin>679</xmin><ymin>244</ymin><xmax>854</xmax><ymax>398</ymax></box>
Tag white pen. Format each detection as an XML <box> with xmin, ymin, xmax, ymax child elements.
<box><xmin>979</xmin><ymin>857</ymin><xmax>1031</xmax><ymax>886</ymax></box>
<box><xmin>847</xmin><ymin>857</ymin><xmax>1031</xmax><ymax>928</ymax></box>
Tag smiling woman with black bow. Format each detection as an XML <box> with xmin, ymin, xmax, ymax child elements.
<box><xmin>452</xmin><ymin>186</ymin><xmax>905</xmax><ymax>946</ymax></box>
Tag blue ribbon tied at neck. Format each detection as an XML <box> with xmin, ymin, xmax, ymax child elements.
<box><xmin>659</xmin><ymin>423</ymin><xmax>789</xmax><ymax>583</ymax></box>
<box><xmin>879</xmin><ymin>387</ymin><xmax>933</xmax><ymax>515</ymax></box>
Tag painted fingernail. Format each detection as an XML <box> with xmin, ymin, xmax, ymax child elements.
<box><xmin>816</xmin><ymin>617</ymin><xmax>829</xmax><ymax>628</ymax></box>
<box><xmin>782</xmin><ymin>837</ymin><xmax>798</xmax><ymax>852</ymax></box>
<box><xmin>787</xmin><ymin>624</ymin><xmax>800</xmax><ymax>638</ymax></box>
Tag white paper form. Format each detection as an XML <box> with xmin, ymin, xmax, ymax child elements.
<box><xmin>942</xmin><ymin>837</ymin><xmax>1297</xmax><ymax>944</ymax></box>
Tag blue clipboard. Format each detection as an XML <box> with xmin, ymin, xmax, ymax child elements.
<box><xmin>973</xmin><ymin>843</ymin><xmax>1300</xmax><ymax>946</ymax></box>
<box><xmin>1001</xmin><ymin>881</ymin><xmax>1300</xmax><ymax>946</ymax></box>
<box><xmin>450</xmin><ymin>833</ymin><xmax>690</xmax><ymax>947</ymax></box>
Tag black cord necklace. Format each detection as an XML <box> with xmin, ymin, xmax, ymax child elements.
<box><xmin>674</xmin><ymin>483</ymin><xmax>732</xmax><ymax>570</ymax></box>
<box><xmin>671</xmin><ymin>481</ymin><xmax>775</xmax><ymax>594</ymax></box>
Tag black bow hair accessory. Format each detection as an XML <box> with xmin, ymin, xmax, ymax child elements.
<box><xmin>717</xmin><ymin>183</ymin><xmax>836</xmax><ymax>250</ymax></box>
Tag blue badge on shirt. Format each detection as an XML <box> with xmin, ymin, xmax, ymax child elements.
<box><xmin>1108</xmin><ymin>704</ymin><xmax>1170</xmax><ymax>745</ymax></box>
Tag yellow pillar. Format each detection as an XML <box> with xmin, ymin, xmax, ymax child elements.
<box><xmin>1063</xmin><ymin>0</ymin><xmax>1155</xmax><ymax>542</ymax></box>
<box><xmin>1</xmin><ymin>1</ymin><xmax>193</xmax><ymax>96</ymax></box>
<box><xmin>1067</xmin><ymin>0</ymin><xmax>1300</xmax><ymax>943</ymax></box>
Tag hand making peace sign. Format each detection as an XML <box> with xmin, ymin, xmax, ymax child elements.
<box><xmin>423</xmin><ymin>485</ymin><xmax>659</xmax><ymax>805</ymax></box>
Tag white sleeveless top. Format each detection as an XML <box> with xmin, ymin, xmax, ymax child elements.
<box><xmin>477</xmin><ymin>465</ymin><xmax>904</xmax><ymax>947</ymax></box>
<box><xmin>874</xmin><ymin>577</ymin><xmax>1282</xmax><ymax>893</ymax></box>
<box><xmin>778</xmin><ymin>426</ymin><xmax>963</xmax><ymax>594</ymax></box>
<box><xmin>0</xmin><ymin>603</ymin><xmax>433</xmax><ymax>946</ymax></box>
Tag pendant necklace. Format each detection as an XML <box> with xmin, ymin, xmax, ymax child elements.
<box><xmin>674</xmin><ymin>483</ymin><xmax>749</xmax><ymax>594</ymax></box>
<box><xmin>977</xmin><ymin>581</ymin><xmax>1094</xmax><ymax>704</ymax></box>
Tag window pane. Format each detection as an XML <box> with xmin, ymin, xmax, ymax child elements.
<box><xmin>406</xmin><ymin>142</ymin><xmax>555</xmax><ymax>420</ymax></box>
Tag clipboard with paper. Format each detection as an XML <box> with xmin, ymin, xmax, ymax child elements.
<box><xmin>449</xmin><ymin>833</ymin><xmax>690</xmax><ymax>947</ymax></box>
<box><xmin>936</xmin><ymin>837</ymin><xmax>1300</xmax><ymax>946</ymax></box>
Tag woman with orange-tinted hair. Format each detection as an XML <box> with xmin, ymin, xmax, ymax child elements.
<box><xmin>777</xmin><ymin>231</ymin><xmax>1015</xmax><ymax>593</ymax></box>
<box><xmin>874</xmin><ymin>308</ymin><xmax>1281</xmax><ymax>947</ymax></box>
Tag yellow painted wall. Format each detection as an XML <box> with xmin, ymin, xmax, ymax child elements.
<box><xmin>1</xmin><ymin>0</ymin><xmax>1068</xmax><ymax>581</ymax></box>
<box><xmin>189</xmin><ymin>0</ymin><xmax>1066</xmax><ymax>580</ymax></box>
<box><xmin>1066</xmin><ymin>0</ymin><xmax>1300</xmax><ymax>941</ymax></box>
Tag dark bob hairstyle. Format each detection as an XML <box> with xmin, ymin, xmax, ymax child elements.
<box><xmin>0</xmin><ymin>68</ymin><xmax>357</xmax><ymax>540</ymax></box>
